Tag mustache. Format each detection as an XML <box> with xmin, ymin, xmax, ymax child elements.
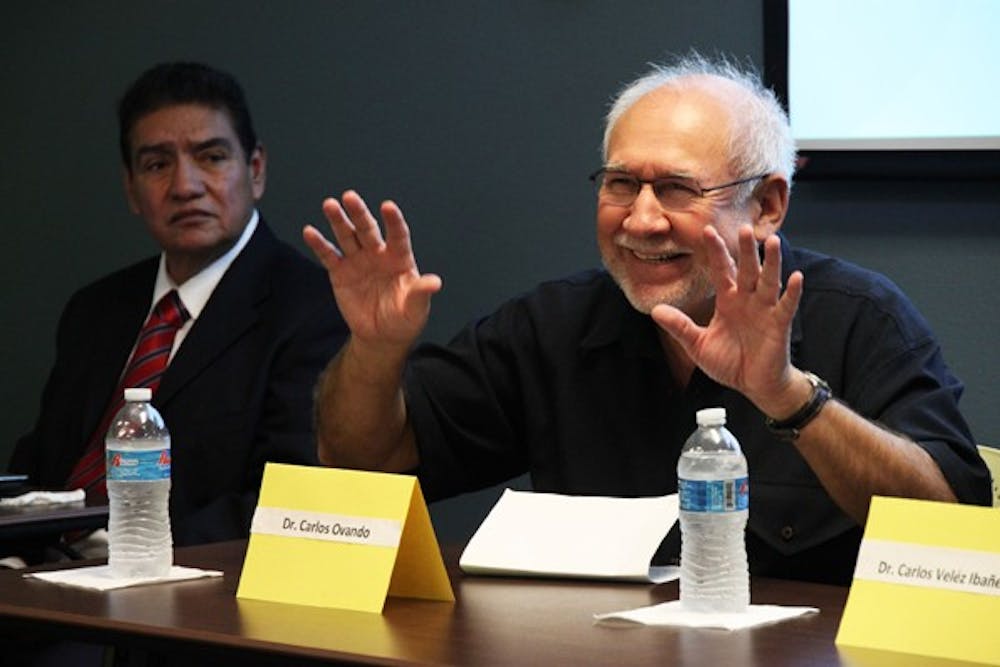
<box><xmin>613</xmin><ymin>233</ymin><xmax>689</xmax><ymax>256</ymax></box>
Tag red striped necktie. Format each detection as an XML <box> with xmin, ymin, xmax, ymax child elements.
<box><xmin>65</xmin><ymin>290</ymin><xmax>190</xmax><ymax>502</ymax></box>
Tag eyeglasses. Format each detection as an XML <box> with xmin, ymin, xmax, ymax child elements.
<box><xmin>589</xmin><ymin>168</ymin><xmax>768</xmax><ymax>211</ymax></box>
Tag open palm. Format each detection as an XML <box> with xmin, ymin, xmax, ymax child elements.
<box><xmin>652</xmin><ymin>225</ymin><xmax>802</xmax><ymax>405</ymax></box>
<box><xmin>303</xmin><ymin>191</ymin><xmax>441</xmax><ymax>348</ymax></box>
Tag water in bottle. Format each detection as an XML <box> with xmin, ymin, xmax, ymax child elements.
<box><xmin>106</xmin><ymin>387</ymin><xmax>173</xmax><ymax>578</ymax></box>
<box><xmin>677</xmin><ymin>407</ymin><xmax>749</xmax><ymax>613</ymax></box>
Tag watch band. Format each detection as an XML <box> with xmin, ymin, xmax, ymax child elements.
<box><xmin>764</xmin><ymin>371</ymin><xmax>831</xmax><ymax>441</ymax></box>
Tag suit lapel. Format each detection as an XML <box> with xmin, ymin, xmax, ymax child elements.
<box><xmin>72</xmin><ymin>261</ymin><xmax>158</xmax><ymax>460</ymax></box>
<box><xmin>155</xmin><ymin>223</ymin><xmax>276</xmax><ymax>407</ymax></box>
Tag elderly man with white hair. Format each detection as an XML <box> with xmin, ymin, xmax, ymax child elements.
<box><xmin>303</xmin><ymin>53</ymin><xmax>990</xmax><ymax>585</ymax></box>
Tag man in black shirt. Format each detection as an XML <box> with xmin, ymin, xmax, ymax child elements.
<box><xmin>303</xmin><ymin>54</ymin><xmax>990</xmax><ymax>584</ymax></box>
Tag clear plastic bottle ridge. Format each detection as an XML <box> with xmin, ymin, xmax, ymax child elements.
<box><xmin>106</xmin><ymin>387</ymin><xmax>173</xmax><ymax>578</ymax></box>
<box><xmin>677</xmin><ymin>407</ymin><xmax>749</xmax><ymax>613</ymax></box>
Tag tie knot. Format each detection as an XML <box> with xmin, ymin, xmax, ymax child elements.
<box><xmin>154</xmin><ymin>290</ymin><xmax>190</xmax><ymax>329</ymax></box>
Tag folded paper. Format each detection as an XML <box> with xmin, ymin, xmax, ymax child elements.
<box><xmin>25</xmin><ymin>565</ymin><xmax>221</xmax><ymax>591</ymax></box>
<box><xmin>594</xmin><ymin>600</ymin><xmax>817</xmax><ymax>630</ymax></box>
<box><xmin>237</xmin><ymin>464</ymin><xmax>454</xmax><ymax>613</ymax></box>
<box><xmin>0</xmin><ymin>489</ymin><xmax>85</xmax><ymax>507</ymax></box>
<box><xmin>836</xmin><ymin>496</ymin><xmax>1000</xmax><ymax>665</ymax></box>
<box><xmin>460</xmin><ymin>489</ymin><xmax>678</xmax><ymax>582</ymax></box>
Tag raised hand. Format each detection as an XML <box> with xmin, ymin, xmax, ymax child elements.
<box><xmin>651</xmin><ymin>224</ymin><xmax>804</xmax><ymax>412</ymax></box>
<box><xmin>303</xmin><ymin>190</ymin><xmax>442</xmax><ymax>349</ymax></box>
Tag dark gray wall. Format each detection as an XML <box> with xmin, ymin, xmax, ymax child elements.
<box><xmin>3</xmin><ymin>2</ymin><xmax>998</xmax><ymax>541</ymax></box>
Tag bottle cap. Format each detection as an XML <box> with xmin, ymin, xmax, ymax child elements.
<box><xmin>696</xmin><ymin>407</ymin><xmax>726</xmax><ymax>426</ymax></box>
<box><xmin>123</xmin><ymin>387</ymin><xmax>153</xmax><ymax>402</ymax></box>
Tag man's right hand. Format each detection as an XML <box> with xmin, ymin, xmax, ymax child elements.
<box><xmin>303</xmin><ymin>190</ymin><xmax>442</xmax><ymax>350</ymax></box>
<box><xmin>303</xmin><ymin>191</ymin><xmax>434</xmax><ymax>472</ymax></box>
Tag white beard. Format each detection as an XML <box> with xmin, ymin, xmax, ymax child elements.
<box><xmin>601</xmin><ymin>249</ymin><xmax>716</xmax><ymax>316</ymax></box>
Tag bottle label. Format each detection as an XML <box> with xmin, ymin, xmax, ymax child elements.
<box><xmin>679</xmin><ymin>477</ymin><xmax>749</xmax><ymax>512</ymax></box>
<box><xmin>106</xmin><ymin>448</ymin><xmax>171</xmax><ymax>481</ymax></box>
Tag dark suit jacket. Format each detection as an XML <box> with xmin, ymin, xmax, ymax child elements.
<box><xmin>10</xmin><ymin>221</ymin><xmax>347</xmax><ymax>546</ymax></box>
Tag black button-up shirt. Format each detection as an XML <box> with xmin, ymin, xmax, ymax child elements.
<box><xmin>406</xmin><ymin>239</ymin><xmax>990</xmax><ymax>584</ymax></box>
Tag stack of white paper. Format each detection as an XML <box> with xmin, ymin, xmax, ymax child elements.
<box><xmin>459</xmin><ymin>489</ymin><xmax>679</xmax><ymax>583</ymax></box>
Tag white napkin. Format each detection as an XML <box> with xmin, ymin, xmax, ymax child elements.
<box><xmin>0</xmin><ymin>489</ymin><xmax>85</xmax><ymax>507</ymax></box>
<box><xmin>24</xmin><ymin>564</ymin><xmax>223</xmax><ymax>591</ymax></box>
<box><xmin>460</xmin><ymin>489</ymin><xmax>679</xmax><ymax>582</ymax></box>
<box><xmin>594</xmin><ymin>600</ymin><xmax>818</xmax><ymax>630</ymax></box>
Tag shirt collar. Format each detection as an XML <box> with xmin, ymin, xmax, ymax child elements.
<box><xmin>579</xmin><ymin>272</ymin><xmax>663</xmax><ymax>360</ymax></box>
<box><xmin>779</xmin><ymin>233</ymin><xmax>805</xmax><ymax>351</ymax></box>
<box><xmin>580</xmin><ymin>234</ymin><xmax>805</xmax><ymax>361</ymax></box>
<box><xmin>151</xmin><ymin>209</ymin><xmax>259</xmax><ymax>320</ymax></box>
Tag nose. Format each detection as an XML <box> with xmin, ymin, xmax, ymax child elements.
<box><xmin>169</xmin><ymin>157</ymin><xmax>205</xmax><ymax>200</ymax></box>
<box><xmin>621</xmin><ymin>183</ymin><xmax>670</xmax><ymax>235</ymax></box>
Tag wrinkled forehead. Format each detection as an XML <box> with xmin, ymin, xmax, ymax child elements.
<box><xmin>606</xmin><ymin>80</ymin><xmax>740</xmax><ymax>173</ymax></box>
<box><xmin>621</xmin><ymin>76</ymin><xmax>742</xmax><ymax>136</ymax></box>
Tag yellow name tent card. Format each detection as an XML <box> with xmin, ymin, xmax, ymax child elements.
<box><xmin>836</xmin><ymin>496</ymin><xmax>1000</xmax><ymax>665</ymax></box>
<box><xmin>237</xmin><ymin>463</ymin><xmax>454</xmax><ymax>613</ymax></box>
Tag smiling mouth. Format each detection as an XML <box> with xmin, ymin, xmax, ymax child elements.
<box><xmin>629</xmin><ymin>249</ymin><xmax>689</xmax><ymax>263</ymax></box>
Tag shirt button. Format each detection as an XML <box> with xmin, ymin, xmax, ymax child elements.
<box><xmin>780</xmin><ymin>525</ymin><xmax>795</xmax><ymax>541</ymax></box>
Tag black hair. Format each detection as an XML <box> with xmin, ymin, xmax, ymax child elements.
<box><xmin>117</xmin><ymin>62</ymin><xmax>258</xmax><ymax>169</ymax></box>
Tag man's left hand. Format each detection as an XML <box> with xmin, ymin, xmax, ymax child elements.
<box><xmin>651</xmin><ymin>224</ymin><xmax>808</xmax><ymax>418</ymax></box>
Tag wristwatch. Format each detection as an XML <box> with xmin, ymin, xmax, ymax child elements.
<box><xmin>764</xmin><ymin>371</ymin><xmax>831</xmax><ymax>441</ymax></box>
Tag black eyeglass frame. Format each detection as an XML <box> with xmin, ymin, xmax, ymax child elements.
<box><xmin>588</xmin><ymin>168</ymin><xmax>769</xmax><ymax>207</ymax></box>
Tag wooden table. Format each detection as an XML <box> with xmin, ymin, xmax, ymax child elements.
<box><xmin>0</xmin><ymin>501</ymin><xmax>108</xmax><ymax>538</ymax></box>
<box><xmin>0</xmin><ymin>540</ymin><xmax>853</xmax><ymax>666</ymax></box>
<box><xmin>0</xmin><ymin>499</ymin><xmax>108</xmax><ymax>563</ymax></box>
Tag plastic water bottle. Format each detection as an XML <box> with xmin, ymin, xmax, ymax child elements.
<box><xmin>106</xmin><ymin>387</ymin><xmax>173</xmax><ymax>578</ymax></box>
<box><xmin>677</xmin><ymin>407</ymin><xmax>749</xmax><ymax>612</ymax></box>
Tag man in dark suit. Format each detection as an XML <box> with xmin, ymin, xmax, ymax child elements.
<box><xmin>9</xmin><ymin>62</ymin><xmax>347</xmax><ymax>553</ymax></box>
